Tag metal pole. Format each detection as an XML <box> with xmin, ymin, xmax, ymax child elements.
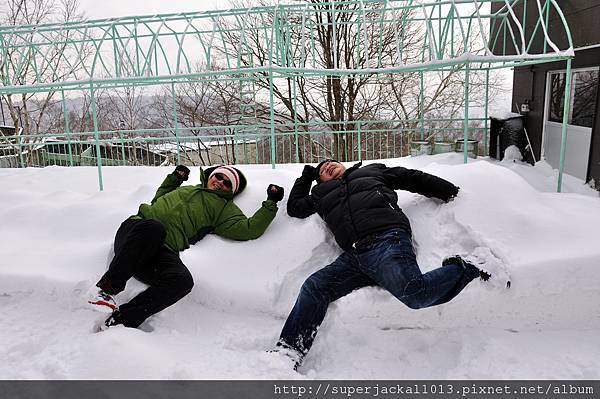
<box><xmin>357</xmin><ymin>122</ymin><xmax>362</xmax><ymax>161</ymax></box>
<box><xmin>393</xmin><ymin>125</ymin><xmax>396</xmax><ymax>158</ymax></box>
<box><xmin>14</xmin><ymin>105</ymin><xmax>25</xmax><ymax>168</ymax></box>
<box><xmin>268</xmin><ymin>10</ymin><xmax>278</xmax><ymax>169</ymax></box>
<box><xmin>61</xmin><ymin>90</ymin><xmax>74</xmax><ymax>166</ymax></box>
<box><xmin>543</xmin><ymin>0</ymin><xmax>550</xmax><ymax>54</ymax></box>
<box><xmin>119</xmin><ymin>120</ymin><xmax>126</xmax><ymax>164</ymax></box>
<box><xmin>523</xmin><ymin>0</ymin><xmax>528</xmax><ymax>42</ymax></box>
<box><xmin>233</xmin><ymin>128</ymin><xmax>238</xmax><ymax>165</ymax></box>
<box><xmin>112</xmin><ymin>24</ymin><xmax>121</xmax><ymax>77</ymax></box>
<box><xmin>420</xmin><ymin>71</ymin><xmax>425</xmax><ymax>140</ymax></box>
<box><xmin>557</xmin><ymin>58</ymin><xmax>572</xmax><ymax>193</ymax></box>
<box><xmin>331</xmin><ymin>0</ymin><xmax>338</xmax><ymax>69</ymax></box>
<box><xmin>365</xmin><ymin>126</ymin><xmax>368</xmax><ymax>159</ymax></box>
<box><xmin>463</xmin><ymin>64</ymin><xmax>470</xmax><ymax>164</ymax></box>
<box><xmin>0</xmin><ymin>98</ymin><xmax>5</xmax><ymax>125</ymax></box>
<box><xmin>90</xmin><ymin>85</ymin><xmax>104</xmax><ymax>191</ymax></box>
<box><xmin>269</xmin><ymin>72</ymin><xmax>276</xmax><ymax>169</ymax></box>
<box><xmin>293</xmin><ymin>75</ymin><xmax>299</xmax><ymax>163</ymax></box>
<box><xmin>17</xmin><ymin>128</ymin><xmax>24</xmax><ymax>168</ymax></box>
<box><xmin>400</xmin><ymin>128</ymin><xmax>403</xmax><ymax>157</ymax></box>
<box><xmin>171</xmin><ymin>81</ymin><xmax>181</xmax><ymax>164</ymax></box>
<box><xmin>484</xmin><ymin>68</ymin><xmax>490</xmax><ymax>156</ymax></box>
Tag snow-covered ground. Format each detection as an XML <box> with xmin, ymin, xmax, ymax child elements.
<box><xmin>1</xmin><ymin>153</ymin><xmax>599</xmax><ymax>379</ymax></box>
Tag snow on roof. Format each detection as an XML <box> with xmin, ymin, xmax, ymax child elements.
<box><xmin>490</xmin><ymin>111</ymin><xmax>524</xmax><ymax>120</ymax></box>
<box><xmin>204</xmin><ymin>139</ymin><xmax>258</xmax><ymax>146</ymax></box>
<box><xmin>151</xmin><ymin>139</ymin><xmax>258</xmax><ymax>154</ymax></box>
<box><xmin>150</xmin><ymin>142</ymin><xmax>208</xmax><ymax>153</ymax></box>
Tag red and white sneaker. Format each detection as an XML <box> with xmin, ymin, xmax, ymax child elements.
<box><xmin>87</xmin><ymin>288</ymin><xmax>118</xmax><ymax>313</ymax></box>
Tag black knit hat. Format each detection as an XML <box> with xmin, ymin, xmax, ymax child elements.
<box><xmin>315</xmin><ymin>159</ymin><xmax>337</xmax><ymax>183</ymax></box>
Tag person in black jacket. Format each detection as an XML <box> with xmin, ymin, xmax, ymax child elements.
<box><xmin>275</xmin><ymin>160</ymin><xmax>491</xmax><ymax>369</ymax></box>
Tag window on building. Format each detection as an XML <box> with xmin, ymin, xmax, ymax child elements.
<box><xmin>548</xmin><ymin>68</ymin><xmax>599</xmax><ymax>128</ymax></box>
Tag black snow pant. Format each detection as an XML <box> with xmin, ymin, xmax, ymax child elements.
<box><xmin>96</xmin><ymin>218</ymin><xmax>194</xmax><ymax>328</ymax></box>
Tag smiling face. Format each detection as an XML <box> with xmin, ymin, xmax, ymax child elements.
<box><xmin>207</xmin><ymin>173</ymin><xmax>232</xmax><ymax>192</ymax></box>
<box><xmin>318</xmin><ymin>161</ymin><xmax>346</xmax><ymax>182</ymax></box>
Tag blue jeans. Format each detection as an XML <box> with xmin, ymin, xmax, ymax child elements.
<box><xmin>278</xmin><ymin>229</ymin><xmax>479</xmax><ymax>356</ymax></box>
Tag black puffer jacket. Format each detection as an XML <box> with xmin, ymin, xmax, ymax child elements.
<box><xmin>287</xmin><ymin>162</ymin><xmax>459</xmax><ymax>251</ymax></box>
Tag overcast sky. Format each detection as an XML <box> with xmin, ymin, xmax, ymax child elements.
<box><xmin>78</xmin><ymin>0</ymin><xmax>226</xmax><ymax>19</ymax></box>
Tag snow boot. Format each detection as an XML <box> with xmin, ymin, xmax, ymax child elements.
<box><xmin>88</xmin><ymin>288</ymin><xmax>118</xmax><ymax>313</ymax></box>
<box><xmin>442</xmin><ymin>255</ymin><xmax>491</xmax><ymax>281</ymax></box>
<box><xmin>268</xmin><ymin>342</ymin><xmax>304</xmax><ymax>371</ymax></box>
<box><xmin>464</xmin><ymin>247</ymin><xmax>511</xmax><ymax>289</ymax></box>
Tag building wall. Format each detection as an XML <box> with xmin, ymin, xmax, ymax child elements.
<box><xmin>589</xmin><ymin>74</ymin><xmax>600</xmax><ymax>189</ymax></box>
<box><xmin>491</xmin><ymin>1</ymin><xmax>600</xmax><ymax>188</ymax></box>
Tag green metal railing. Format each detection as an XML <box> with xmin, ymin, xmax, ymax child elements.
<box><xmin>0</xmin><ymin>0</ymin><xmax>574</xmax><ymax>191</ymax></box>
<box><xmin>0</xmin><ymin>118</ymin><xmax>490</xmax><ymax>167</ymax></box>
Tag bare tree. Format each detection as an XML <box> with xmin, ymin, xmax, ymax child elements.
<box><xmin>102</xmin><ymin>86</ymin><xmax>150</xmax><ymax>134</ymax></box>
<box><xmin>0</xmin><ymin>0</ymin><xmax>88</xmax><ymax>165</ymax></box>
<box><xmin>384</xmin><ymin>26</ymin><xmax>505</xmax><ymax>152</ymax></box>
<box><xmin>148</xmin><ymin>69</ymin><xmax>271</xmax><ymax>166</ymax></box>
<box><xmin>216</xmin><ymin>0</ymin><xmax>421</xmax><ymax>161</ymax></box>
<box><xmin>216</xmin><ymin>0</ymin><xmax>505</xmax><ymax>162</ymax></box>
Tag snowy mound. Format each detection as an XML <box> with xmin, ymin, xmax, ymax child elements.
<box><xmin>1</xmin><ymin>153</ymin><xmax>599</xmax><ymax>379</ymax></box>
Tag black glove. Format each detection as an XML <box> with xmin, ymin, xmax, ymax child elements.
<box><xmin>173</xmin><ymin>165</ymin><xmax>190</xmax><ymax>181</ymax></box>
<box><xmin>301</xmin><ymin>165</ymin><xmax>317</xmax><ymax>181</ymax></box>
<box><xmin>445</xmin><ymin>185</ymin><xmax>460</xmax><ymax>202</ymax></box>
<box><xmin>267</xmin><ymin>184</ymin><xmax>285</xmax><ymax>202</ymax></box>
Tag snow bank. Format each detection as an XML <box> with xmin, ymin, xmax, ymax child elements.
<box><xmin>1</xmin><ymin>153</ymin><xmax>599</xmax><ymax>379</ymax></box>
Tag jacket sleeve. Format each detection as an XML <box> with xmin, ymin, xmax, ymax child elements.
<box><xmin>151</xmin><ymin>173</ymin><xmax>184</xmax><ymax>204</ymax></box>
<box><xmin>383</xmin><ymin>166</ymin><xmax>459</xmax><ymax>202</ymax></box>
<box><xmin>213</xmin><ymin>200</ymin><xmax>278</xmax><ymax>240</ymax></box>
<box><xmin>286</xmin><ymin>175</ymin><xmax>317</xmax><ymax>218</ymax></box>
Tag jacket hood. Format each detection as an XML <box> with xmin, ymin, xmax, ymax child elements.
<box><xmin>200</xmin><ymin>165</ymin><xmax>248</xmax><ymax>198</ymax></box>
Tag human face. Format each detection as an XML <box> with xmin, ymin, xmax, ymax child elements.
<box><xmin>319</xmin><ymin>161</ymin><xmax>346</xmax><ymax>182</ymax></box>
<box><xmin>207</xmin><ymin>173</ymin><xmax>233</xmax><ymax>191</ymax></box>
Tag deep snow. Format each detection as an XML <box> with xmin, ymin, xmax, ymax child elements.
<box><xmin>1</xmin><ymin>153</ymin><xmax>599</xmax><ymax>379</ymax></box>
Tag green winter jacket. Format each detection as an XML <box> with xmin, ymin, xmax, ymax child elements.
<box><xmin>133</xmin><ymin>167</ymin><xmax>278</xmax><ymax>253</ymax></box>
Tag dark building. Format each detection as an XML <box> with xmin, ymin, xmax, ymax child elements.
<box><xmin>491</xmin><ymin>1</ymin><xmax>600</xmax><ymax>189</ymax></box>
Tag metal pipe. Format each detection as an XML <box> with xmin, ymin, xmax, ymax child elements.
<box><xmin>90</xmin><ymin>85</ymin><xmax>104</xmax><ymax>191</ymax></box>
<box><xmin>463</xmin><ymin>63</ymin><xmax>470</xmax><ymax>164</ymax></box>
<box><xmin>170</xmin><ymin>81</ymin><xmax>180</xmax><ymax>164</ymax></box>
<box><xmin>61</xmin><ymin>89</ymin><xmax>74</xmax><ymax>166</ymax></box>
<box><xmin>557</xmin><ymin>58</ymin><xmax>572</xmax><ymax>192</ymax></box>
<box><xmin>484</xmin><ymin>68</ymin><xmax>489</xmax><ymax>156</ymax></box>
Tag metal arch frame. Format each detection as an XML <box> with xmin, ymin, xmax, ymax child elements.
<box><xmin>0</xmin><ymin>0</ymin><xmax>574</xmax><ymax>191</ymax></box>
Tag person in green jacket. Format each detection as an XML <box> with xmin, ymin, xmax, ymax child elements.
<box><xmin>89</xmin><ymin>164</ymin><xmax>284</xmax><ymax>330</ymax></box>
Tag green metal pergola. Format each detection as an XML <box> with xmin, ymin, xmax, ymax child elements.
<box><xmin>0</xmin><ymin>0</ymin><xmax>574</xmax><ymax>191</ymax></box>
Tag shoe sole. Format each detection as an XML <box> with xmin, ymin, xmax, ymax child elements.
<box><xmin>88</xmin><ymin>300</ymin><xmax>117</xmax><ymax>313</ymax></box>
